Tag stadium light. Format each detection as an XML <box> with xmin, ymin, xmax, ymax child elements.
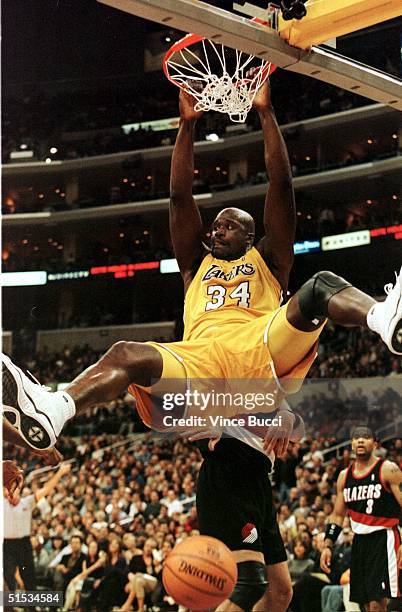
<box><xmin>1</xmin><ymin>271</ymin><xmax>47</xmax><ymax>287</ymax></box>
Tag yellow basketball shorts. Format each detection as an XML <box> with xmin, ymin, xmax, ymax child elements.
<box><xmin>128</xmin><ymin>304</ymin><xmax>325</xmax><ymax>428</ymax></box>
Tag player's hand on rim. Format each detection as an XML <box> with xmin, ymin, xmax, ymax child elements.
<box><xmin>246</xmin><ymin>67</ymin><xmax>273</xmax><ymax>112</ymax></box>
<box><xmin>179</xmin><ymin>82</ymin><xmax>204</xmax><ymax>121</ymax></box>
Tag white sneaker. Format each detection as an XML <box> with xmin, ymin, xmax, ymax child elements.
<box><xmin>2</xmin><ymin>354</ymin><xmax>75</xmax><ymax>449</ymax></box>
<box><xmin>367</xmin><ymin>267</ymin><xmax>402</xmax><ymax>355</ymax></box>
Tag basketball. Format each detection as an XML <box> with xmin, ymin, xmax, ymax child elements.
<box><xmin>162</xmin><ymin>535</ymin><xmax>238</xmax><ymax>609</ymax></box>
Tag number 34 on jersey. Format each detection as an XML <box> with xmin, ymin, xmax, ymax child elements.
<box><xmin>205</xmin><ymin>281</ymin><xmax>251</xmax><ymax>310</ymax></box>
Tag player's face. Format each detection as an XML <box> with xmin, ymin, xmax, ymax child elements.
<box><xmin>351</xmin><ymin>434</ymin><xmax>375</xmax><ymax>459</ymax></box>
<box><xmin>211</xmin><ymin>213</ymin><xmax>250</xmax><ymax>261</ymax></box>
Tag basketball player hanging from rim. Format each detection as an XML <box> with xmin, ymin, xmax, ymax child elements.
<box><xmin>2</xmin><ymin>73</ymin><xmax>402</xmax><ymax>607</ymax></box>
<box><xmin>320</xmin><ymin>426</ymin><xmax>402</xmax><ymax>612</ymax></box>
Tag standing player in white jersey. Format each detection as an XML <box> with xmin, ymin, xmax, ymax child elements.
<box><xmin>321</xmin><ymin>426</ymin><xmax>402</xmax><ymax>611</ymax></box>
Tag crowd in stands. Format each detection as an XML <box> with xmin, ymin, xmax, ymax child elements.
<box><xmin>3</xmin><ymin>129</ymin><xmax>399</xmax><ymax>217</ymax></box>
<box><xmin>4</xmin><ymin>322</ymin><xmax>402</xmax><ymax>611</ymax></box>
<box><xmin>3</xmin><ymin>194</ymin><xmax>401</xmax><ymax>275</ymax></box>
<box><xmin>5</xmin><ymin>434</ymin><xmax>201</xmax><ymax>611</ymax></box>
<box><xmin>309</xmin><ymin>325</ymin><xmax>402</xmax><ymax>379</ymax></box>
<box><xmin>5</xmin><ymin>425</ymin><xmax>402</xmax><ymax>611</ymax></box>
<box><xmin>2</xmin><ymin>71</ymin><xmax>370</xmax><ymax>164</ymax></box>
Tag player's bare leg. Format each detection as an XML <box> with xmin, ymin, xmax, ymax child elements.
<box><xmin>2</xmin><ymin>342</ymin><xmax>162</xmax><ymax>449</ymax></box>
<box><xmin>288</xmin><ymin>269</ymin><xmax>402</xmax><ymax>346</ymax></box>
<box><xmin>215</xmin><ymin>551</ymin><xmax>267</xmax><ymax>612</ymax></box>
<box><xmin>268</xmin><ymin>269</ymin><xmax>402</xmax><ymax>380</ymax></box>
<box><xmin>365</xmin><ymin>599</ymin><xmax>388</xmax><ymax>612</ymax></box>
<box><xmin>215</xmin><ymin>599</ymin><xmax>243</xmax><ymax>612</ymax></box>
<box><xmin>65</xmin><ymin>341</ymin><xmax>162</xmax><ymax>413</ymax></box>
<box><xmin>252</xmin><ymin>561</ymin><xmax>292</xmax><ymax>612</ymax></box>
<box><xmin>287</xmin><ymin>283</ymin><xmax>376</xmax><ymax>331</ymax></box>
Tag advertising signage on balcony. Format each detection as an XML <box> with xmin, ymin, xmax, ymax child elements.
<box><xmin>322</xmin><ymin>230</ymin><xmax>371</xmax><ymax>251</ymax></box>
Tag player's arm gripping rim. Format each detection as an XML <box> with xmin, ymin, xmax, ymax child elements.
<box><xmin>320</xmin><ymin>469</ymin><xmax>348</xmax><ymax>574</ymax></box>
<box><xmin>252</xmin><ymin>77</ymin><xmax>296</xmax><ymax>291</ymax></box>
<box><xmin>381</xmin><ymin>460</ymin><xmax>402</xmax><ymax>568</ymax></box>
<box><xmin>169</xmin><ymin>89</ymin><xmax>205</xmax><ymax>293</ymax></box>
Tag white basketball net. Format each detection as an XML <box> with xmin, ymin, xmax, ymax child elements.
<box><xmin>165</xmin><ymin>39</ymin><xmax>272</xmax><ymax>123</ymax></box>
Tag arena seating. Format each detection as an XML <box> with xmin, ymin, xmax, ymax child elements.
<box><xmin>4</xmin><ymin>323</ymin><xmax>401</xmax><ymax>610</ymax></box>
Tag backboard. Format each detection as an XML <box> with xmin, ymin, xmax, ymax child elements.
<box><xmin>98</xmin><ymin>0</ymin><xmax>402</xmax><ymax>110</ymax></box>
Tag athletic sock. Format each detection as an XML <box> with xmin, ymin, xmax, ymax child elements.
<box><xmin>53</xmin><ymin>391</ymin><xmax>76</xmax><ymax>422</ymax></box>
<box><xmin>366</xmin><ymin>302</ymin><xmax>383</xmax><ymax>336</ymax></box>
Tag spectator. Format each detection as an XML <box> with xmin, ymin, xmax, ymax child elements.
<box><xmin>294</xmin><ymin>494</ymin><xmax>311</xmax><ymax>519</ymax></box>
<box><xmin>144</xmin><ymin>490</ymin><xmax>161</xmax><ymax>519</ymax></box>
<box><xmin>64</xmin><ymin>540</ymin><xmax>106</xmax><ymax>611</ymax></box>
<box><xmin>291</xmin><ymin>531</ymin><xmax>352</xmax><ymax>612</ymax></box>
<box><xmin>55</xmin><ymin>534</ymin><xmax>86</xmax><ymax>593</ymax></box>
<box><xmin>31</xmin><ymin>535</ymin><xmax>50</xmax><ymax>585</ymax></box>
<box><xmin>288</xmin><ymin>537</ymin><xmax>315</xmax><ymax>583</ymax></box>
<box><xmin>92</xmin><ymin>537</ymin><xmax>127</xmax><ymax>610</ymax></box>
<box><xmin>121</xmin><ymin>538</ymin><xmax>161</xmax><ymax>611</ymax></box>
<box><xmin>161</xmin><ymin>489</ymin><xmax>184</xmax><ymax>517</ymax></box>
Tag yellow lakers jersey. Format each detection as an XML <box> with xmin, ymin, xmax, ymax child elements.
<box><xmin>183</xmin><ymin>247</ymin><xmax>282</xmax><ymax>341</ymax></box>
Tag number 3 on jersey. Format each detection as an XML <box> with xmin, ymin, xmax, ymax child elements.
<box><xmin>205</xmin><ymin>281</ymin><xmax>250</xmax><ymax>311</ymax></box>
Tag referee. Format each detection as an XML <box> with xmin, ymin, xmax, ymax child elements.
<box><xmin>3</xmin><ymin>463</ymin><xmax>71</xmax><ymax>591</ymax></box>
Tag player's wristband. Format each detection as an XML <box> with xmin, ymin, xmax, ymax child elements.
<box><xmin>324</xmin><ymin>523</ymin><xmax>342</xmax><ymax>545</ymax></box>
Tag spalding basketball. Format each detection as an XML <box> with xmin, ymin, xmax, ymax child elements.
<box><xmin>162</xmin><ymin>535</ymin><xmax>237</xmax><ymax>610</ymax></box>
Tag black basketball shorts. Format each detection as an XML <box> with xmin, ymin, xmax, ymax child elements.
<box><xmin>196</xmin><ymin>452</ymin><xmax>287</xmax><ymax>565</ymax></box>
<box><xmin>350</xmin><ymin>527</ymin><xmax>401</xmax><ymax>604</ymax></box>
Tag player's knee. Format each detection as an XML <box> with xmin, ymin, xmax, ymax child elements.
<box><xmin>229</xmin><ymin>561</ymin><xmax>267</xmax><ymax>610</ymax></box>
<box><xmin>106</xmin><ymin>340</ymin><xmax>163</xmax><ymax>384</ymax></box>
<box><xmin>108</xmin><ymin>340</ymin><xmax>157</xmax><ymax>365</ymax></box>
<box><xmin>272</xmin><ymin>582</ymin><xmax>293</xmax><ymax>608</ymax></box>
<box><xmin>297</xmin><ymin>270</ymin><xmax>351</xmax><ymax>321</ymax></box>
<box><xmin>366</xmin><ymin>601</ymin><xmax>387</xmax><ymax>612</ymax></box>
<box><xmin>107</xmin><ymin>341</ymin><xmax>141</xmax><ymax>364</ymax></box>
